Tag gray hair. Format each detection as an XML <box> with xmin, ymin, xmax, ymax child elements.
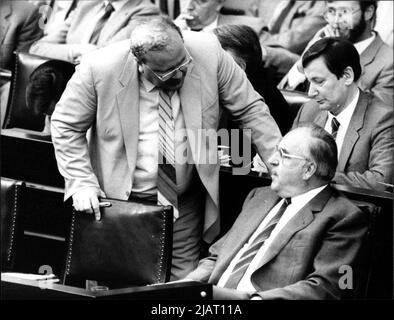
<box><xmin>129</xmin><ymin>15</ymin><xmax>183</xmax><ymax>63</ymax></box>
<box><xmin>296</xmin><ymin>123</ymin><xmax>338</xmax><ymax>181</ymax></box>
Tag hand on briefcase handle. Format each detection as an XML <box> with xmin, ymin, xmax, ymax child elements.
<box><xmin>72</xmin><ymin>186</ymin><xmax>106</xmax><ymax>220</ymax></box>
<box><xmin>64</xmin><ymin>197</ymin><xmax>173</xmax><ymax>286</ymax></box>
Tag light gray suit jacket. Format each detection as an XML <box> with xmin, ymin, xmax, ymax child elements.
<box><xmin>293</xmin><ymin>91</ymin><xmax>394</xmax><ymax>191</ymax></box>
<box><xmin>50</xmin><ymin>31</ymin><xmax>282</xmax><ymax>242</ymax></box>
<box><xmin>358</xmin><ymin>33</ymin><xmax>393</xmax><ymax>106</ymax></box>
<box><xmin>29</xmin><ymin>0</ymin><xmax>159</xmax><ymax>62</ymax></box>
<box><xmin>0</xmin><ymin>0</ymin><xmax>43</xmax><ymax>70</ymax></box>
<box><xmin>186</xmin><ymin>186</ymin><xmax>368</xmax><ymax>299</ymax></box>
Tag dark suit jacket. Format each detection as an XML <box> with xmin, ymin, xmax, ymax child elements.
<box><xmin>293</xmin><ymin>91</ymin><xmax>394</xmax><ymax>191</ymax></box>
<box><xmin>0</xmin><ymin>0</ymin><xmax>43</xmax><ymax>70</ymax></box>
<box><xmin>186</xmin><ymin>186</ymin><xmax>368</xmax><ymax>299</ymax></box>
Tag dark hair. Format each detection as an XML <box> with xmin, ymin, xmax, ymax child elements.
<box><xmin>302</xmin><ymin>37</ymin><xmax>362</xmax><ymax>81</ymax></box>
<box><xmin>297</xmin><ymin>123</ymin><xmax>338</xmax><ymax>181</ymax></box>
<box><xmin>212</xmin><ymin>24</ymin><xmax>263</xmax><ymax>76</ymax></box>
<box><xmin>26</xmin><ymin>60</ymin><xmax>75</xmax><ymax>116</ymax></box>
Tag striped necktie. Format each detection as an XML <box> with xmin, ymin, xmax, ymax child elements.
<box><xmin>223</xmin><ymin>198</ymin><xmax>291</xmax><ymax>289</ymax></box>
<box><xmin>89</xmin><ymin>2</ymin><xmax>114</xmax><ymax>45</ymax></box>
<box><xmin>157</xmin><ymin>90</ymin><xmax>179</xmax><ymax>219</ymax></box>
<box><xmin>331</xmin><ymin>117</ymin><xmax>340</xmax><ymax>140</ymax></box>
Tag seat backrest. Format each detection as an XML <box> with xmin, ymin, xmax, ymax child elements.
<box><xmin>2</xmin><ymin>52</ymin><xmax>49</xmax><ymax>131</ymax></box>
<box><xmin>345</xmin><ymin>199</ymin><xmax>381</xmax><ymax>300</ymax></box>
<box><xmin>63</xmin><ymin>198</ymin><xmax>173</xmax><ymax>288</ymax></box>
<box><xmin>1</xmin><ymin>177</ymin><xmax>25</xmax><ymax>271</ymax></box>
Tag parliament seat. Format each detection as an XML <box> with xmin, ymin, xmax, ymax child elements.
<box><xmin>1</xmin><ymin>178</ymin><xmax>25</xmax><ymax>271</ymax></box>
<box><xmin>3</xmin><ymin>52</ymin><xmax>50</xmax><ymax>131</ymax></box>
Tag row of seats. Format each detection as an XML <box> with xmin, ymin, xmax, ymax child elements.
<box><xmin>0</xmin><ymin>177</ymin><xmax>173</xmax><ymax>288</ymax></box>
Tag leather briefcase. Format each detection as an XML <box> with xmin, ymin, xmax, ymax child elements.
<box><xmin>63</xmin><ymin>198</ymin><xmax>173</xmax><ymax>285</ymax></box>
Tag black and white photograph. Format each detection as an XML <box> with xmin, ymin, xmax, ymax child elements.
<box><xmin>1</xmin><ymin>0</ymin><xmax>393</xmax><ymax>310</ymax></box>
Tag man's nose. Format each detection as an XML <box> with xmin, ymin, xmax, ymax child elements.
<box><xmin>268</xmin><ymin>153</ymin><xmax>279</xmax><ymax>167</ymax></box>
<box><xmin>186</xmin><ymin>0</ymin><xmax>196</xmax><ymax>10</ymax></box>
<box><xmin>307</xmin><ymin>83</ymin><xmax>318</xmax><ymax>98</ymax></box>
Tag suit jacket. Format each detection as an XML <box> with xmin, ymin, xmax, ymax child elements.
<box><xmin>217</xmin><ymin>14</ymin><xmax>265</xmax><ymax>34</ymax></box>
<box><xmin>186</xmin><ymin>186</ymin><xmax>368</xmax><ymax>299</ymax></box>
<box><xmin>293</xmin><ymin>91</ymin><xmax>394</xmax><ymax>191</ymax></box>
<box><xmin>50</xmin><ymin>31</ymin><xmax>282</xmax><ymax>242</ymax></box>
<box><xmin>0</xmin><ymin>0</ymin><xmax>43</xmax><ymax>70</ymax></box>
<box><xmin>260</xmin><ymin>1</ymin><xmax>326</xmax><ymax>55</ymax></box>
<box><xmin>259</xmin><ymin>0</ymin><xmax>326</xmax><ymax>80</ymax></box>
<box><xmin>358</xmin><ymin>33</ymin><xmax>393</xmax><ymax>107</ymax></box>
<box><xmin>29</xmin><ymin>0</ymin><xmax>159</xmax><ymax>62</ymax></box>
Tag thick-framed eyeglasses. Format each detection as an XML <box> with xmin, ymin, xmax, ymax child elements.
<box><xmin>144</xmin><ymin>48</ymin><xmax>193</xmax><ymax>82</ymax></box>
<box><xmin>324</xmin><ymin>7</ymin><xmax>361</xmax><ymax>21</ymax></box>
<box><xmin>275</xmin><ymin>145</ymin><xmax>309</xmax><ymax>163</ymax></box>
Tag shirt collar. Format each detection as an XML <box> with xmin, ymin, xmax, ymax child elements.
<box><xmin>289</xmin><ymin>185</ymin><xmax>328</xmax><ymax>207</ymax></box>
<box><xmin>328</xmin><ymin>89</ymin><xmax>360</xmax><ymax>128</ymax></box>
<box><xmin>354</xmin><ymin>32</ymin><xmax>376</xmax><ymax>54</ymax></box>
<box><xmin>140</xmin><ymin>74</ymin><xmax>156</xmax><ymax>92</ymax></box>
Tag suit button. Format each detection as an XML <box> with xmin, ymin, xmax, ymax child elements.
<box><xmin>126</xmin><ymin>191</ymin><xmax>130</xmax><ymax>197</ymax></box>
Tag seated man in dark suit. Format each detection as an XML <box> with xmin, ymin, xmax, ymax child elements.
<box><xmin>185</xmin><ymin>124</ymin><xmax>369</xmax><ymax>299</ymax></box>
<box><xmin>293</xmin><ymin>37</ymin><xmax>393</xmax><ymax>191</ymax></box>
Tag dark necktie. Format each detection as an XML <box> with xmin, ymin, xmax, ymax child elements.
<box><xmin>157</xmin><ymin>90</ymin><xmax>179</xmax><ymax>219</ymax></box>
<box><xmin>331</xmin><ymin>117</ymin><xmax>340</xmax><ymax>140</ymax></box>
<box><xmin>89</xmin><ymin>2</ymin><xmax>114</xmax><ymax>45</ymax></box>
<box><xmin>224</xmin><ymin>198</ymin><xmax>291</xmax><ymax>289</ymax></box>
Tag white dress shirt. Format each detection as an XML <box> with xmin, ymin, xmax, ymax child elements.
<box><xmin>217</xmin><ymin>185</ymin><xmax>328</xmax><ymax>291</ymax></box>
<box><xmin>324</xmin><ymin>89</ymin><xmax>360</xmax><ymax>156</ymax></box>
<box><xmin>132</xmin><ymin>75</ymin><xmax>194</xmax><ymax>196</ymax></box>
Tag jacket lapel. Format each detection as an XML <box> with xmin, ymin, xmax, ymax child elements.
<box><xmin>211</xmin><ymin>191</ymin><xmax>280</xmax><ymax>281</ymax></box>
<box><xmin>360</xmin><ymin>33</ymin><xmax>384</xmax><ymax>71</ymax></box>
<box><xmin>252</xmin><ymin>186</ymin><xmax>332</xmax><ymax>273</ymax></box>
<box><xmin>116</xmin><ymin>53</ymin><xmax>140</xmax><ymax>181</ymax></box>
<box><xmin>314</xmin><ymin>109</ymin><xmax>328</xmax><ymax>128</ymax></box>
<box><xmin>337</xmin><ymin>92</ymin><xmax>367</xmax><ymax>172</ymax></box>
<box><xmin>0</xmin><ymin>2</ymin><xmax>12</xmax><ymax>44</ymax></box>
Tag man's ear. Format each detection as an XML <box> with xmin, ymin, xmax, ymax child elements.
<box><xmin>363</xmin><ymin>4</ymin><xmax>375</xmax><ymax>22</ymax></box>
<box><xmin>342</xmin><ymin>66</ymin><xmax>355</xmax><ymax>86</ymax></box>
<box><xmin>303</xmin><ymin>161</ymin><xmax>317</xmax><ymax>180</ymax></box>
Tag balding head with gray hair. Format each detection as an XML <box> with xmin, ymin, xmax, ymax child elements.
<box><xmin>130</xmin><ymin>15</ymin><xmax>183</xmax><ymax>63</ymax></box>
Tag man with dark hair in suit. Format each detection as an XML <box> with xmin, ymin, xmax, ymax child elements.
<box><xmin>280</xmin><ymin>1</ymin><xmax>393</xmax><ymax>106</ymax></box>
<box><xmin>293</xmin><ymin>37</ymin><xmax>393</xmax><ymax>191</ymax></box>
<box><xmin>185</xmin><ymin>124</ymin><xmax>368</xmax><ymax>300</ymax></box>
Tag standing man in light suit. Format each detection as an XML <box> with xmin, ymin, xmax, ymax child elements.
<box><xmin>51</xmin><ymin>15</ymin><xmax>281</xmax><ymax>279</ymax></box>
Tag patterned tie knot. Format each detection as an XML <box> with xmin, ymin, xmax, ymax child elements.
<box><xmin>105</xmin><ymin>2</ymin><xmax>114</xmax><ymax>14</ymax></box>
<box><xmin>331</xmin><ymin>117</ymin><xmax>340</xmax><ymax>139</ymax></box>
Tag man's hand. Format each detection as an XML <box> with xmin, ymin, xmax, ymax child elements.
<box><xmin>72</xmin><ymin>187</ymin><xmax>106</xmax><ymax>220</ymax></box>
<box><xmin>213</xmin><ymin>286</ymin><xmax>251</xmax><ymax>300</ymax></box>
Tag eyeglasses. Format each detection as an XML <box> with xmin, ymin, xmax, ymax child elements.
<box><xmin>144</xmin><ymin>48</ymin><xmax>193</xmax><ymax>82</ymax></box>
<box><xmin>324</xmin><ymin>7</ymin><xmax>361</xmax><ymax>21</ymax></box>
<box><xmin>275</xmin><ymin>145</ymin><xmax>309</xmax><ymax>163</ymax></box>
